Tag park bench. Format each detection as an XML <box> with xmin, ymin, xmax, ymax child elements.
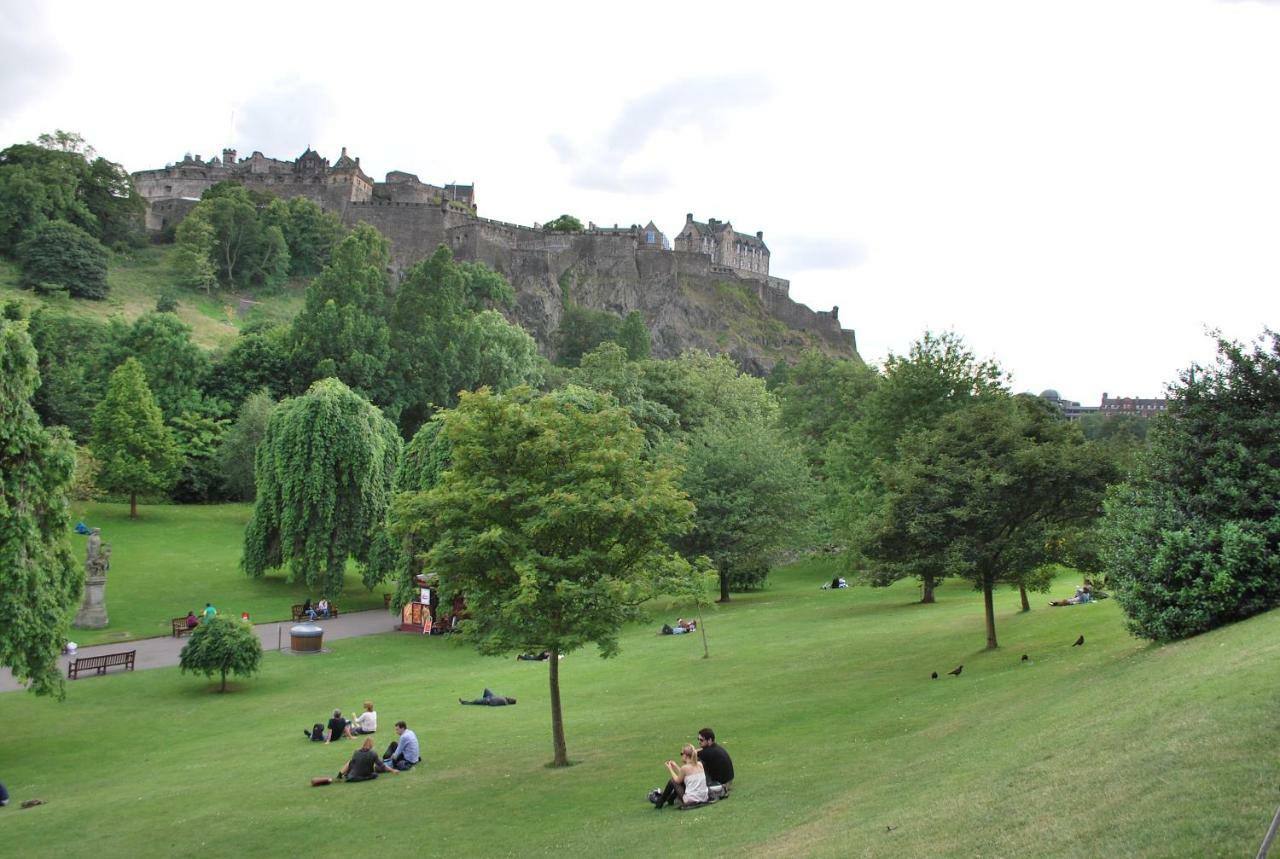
<box><xmin>292</xmin><ymin>604</ymin><xmax>340</xmax><ymax>622</ymax></box>
<box><xmin>67</xmin><ymin>650</ymin><xmax>136</xmax><ymax>679</ymax></box>
<box><xmin>171</xmin><ymin>617</ymin><xmax>198</xmax><ymax>637</ymax></box>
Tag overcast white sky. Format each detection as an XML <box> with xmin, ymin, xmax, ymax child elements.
<box><xmin>4</xmin><ymin>0</ymin><xmax>1278</xmax><ymax>403</ymax></box>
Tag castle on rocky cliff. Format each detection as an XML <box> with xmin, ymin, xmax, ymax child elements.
<box><xmin>132</xmin><ymin>147</ymin><xmax>855</xmax><ymax>367</ymax></box>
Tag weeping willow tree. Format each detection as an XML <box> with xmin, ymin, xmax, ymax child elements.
<box><xmin>242</xmin><ymin>378</ymin><xmax>402</xmax><ymax>597</ymax></box>
<box><xmin>0</xmin><ymin>320</ymin><xmax>81</xmax><ymax>697</ymax></box>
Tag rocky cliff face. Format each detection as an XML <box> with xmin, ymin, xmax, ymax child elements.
<box><xmin>347</xmin><ymin>204</ymin><xmax>859</xmax><ymax>374</ymax></box>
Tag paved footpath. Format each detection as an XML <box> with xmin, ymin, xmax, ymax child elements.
<box><xmin>0</xmin><ymin>609</ymin><xmax>400</xmax><ymax>694</ymax></box>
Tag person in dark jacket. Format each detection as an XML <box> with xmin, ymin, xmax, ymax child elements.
<box><xmin>459</xmin><ymin>688</ymin><xmax>517</xmax><ymax>706</ymax></box>
<box><xmin>339</xmin><ymin>739</ymin><xmax>398</xmax><ymax>782</ymax></box>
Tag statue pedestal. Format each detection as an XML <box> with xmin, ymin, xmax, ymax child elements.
<box><xmin>74</xmin><ymin>575</ymin><xmax>109</xmax><ymax>629</ymax></box>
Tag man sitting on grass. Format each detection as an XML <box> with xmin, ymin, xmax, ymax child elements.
<box><xmin>382</xmin><ymin>721</ymin><xmax>420</xmax><ymax>770</ymax></box>
<box><xmin>338</xmin><ymin>739</ymin><xmax>398</xmax><ymax>782</ymax></box>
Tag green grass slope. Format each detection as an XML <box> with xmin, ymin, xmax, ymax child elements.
<box><xmin>1</xmin><ymin>558</ymin><xmax>1276</xmax><ymax>857</ymax></box>
<box><xmin>66</xmin><ymin>503</ymin><xmax>386</xmax><ymax>645</ymax></box>
<box><xmin>0</xmin><ymin>246</ymin><xmax>307</xmax><ymax>348</ymax></box>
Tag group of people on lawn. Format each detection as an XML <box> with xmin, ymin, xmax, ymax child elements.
<box><xmin>302</xmin><ymin>699</ymin><xmax>734</xmax><ymax>807</ymax></box>
<box><xmin>303</xmin><ymin>701</ymin><xmax>420</xmax><ymax>779</ymax></box>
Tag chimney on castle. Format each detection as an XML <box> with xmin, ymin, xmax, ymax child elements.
<box><xmin>686</xmin><ymin>213</ymin><xmax>693</xmax><ymax>223</ymax></box>
<box><xmin>223</xmin><ymin>148</ymin><xmax>237</xmax><ymax>165</ymax></box>
<box><xmin>756</xmin><ymin>231</ymin><xmax>763</xmax><ymax>240</ymax></box>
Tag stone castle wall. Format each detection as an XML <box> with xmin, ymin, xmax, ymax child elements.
<box><xmin>133</xmin><ymin>154</ymin><xmax>857</xmax><ymax>369</ymax></box>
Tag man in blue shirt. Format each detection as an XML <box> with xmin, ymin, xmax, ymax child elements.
<box><xmin>383</xmin><ymin>721</ymin><xmax>420</xmax><ymax>771</ymax></box>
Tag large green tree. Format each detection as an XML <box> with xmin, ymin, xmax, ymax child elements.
<box><xmin>16</xmin><ymin>219</ymin><xmax>109</xmax><ymax>299</ymax></box>
<box><xmin>388</xmin><ymin>244</ymin><xmax>535</xmax><ymax>434</ymax></box>
<box><xmin>174</xmin><ymin>182</ymin><xmax>289</xmax><ymax>290</ymax></box>
<box><xmin>1102</xmin><ymin>331</ymin><xmax>1280</xmax><ymax>641</ymax></box>
<box><xmin>0</xmin><ymin>320</ymin><xmax>81</xmax><ymax>697</ymax></box>
<box><xmin>242</xmin><ymin>378</ymin><xmax>401</xmax><ymax>597</ymax></box>
<box><xmin>102</xmin><ymin>312</ymin><xmax>211</xmax><ymax>419</ymax></box>
<box><xmin>28</xmin><ymin>310</ymin><xmax>112</xmax><ymax>439</ymax></box>
<box><xmin>178</xmin><ymin>615</ymin><xmax>263</xmax><ymax>692</ymax></box>
<box><xmin>0</xmin><ymin>134</ymin><xmax>143</xmax><ymax>256</ymax></box>
<box><xmin>289</xmin><ymin>224</ymin><xmax>393</xmax><ymax>405</ymax></box>
<box><xmin>860</xmin><ymin>395</ymin><xmax>1115</xmax><ymax>648</ymax></box>
<box><xmin>828</xmin><ymin>331</ymin><xmax>1008</xmax><ymax>592</ymax></box>
<box><xmin>391</xmin><ymin>386</ymin><xmax>697</xmax><ymax>766</ymax></box>
<box><xmin>91</xmin><ymin>358</ymin><xmax>182</xmax><ymax>517</ymax></box>
<box><xmin>679</xmin><ymin>416</ymin><xmax>818</xmax><ymax>601</ymax></box>
<box><xmin>263</xmin><ymin>195</ymin><xmax>343</xmax><ymax>276</ymax></box>
<box><xmin>218</xmin><ymin>390</ymin><xmax>277</xmax><ymax>501</ymax></box>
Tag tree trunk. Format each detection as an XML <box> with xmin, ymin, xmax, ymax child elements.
<box><xmin>548</xmin><ymin>647</ymin><xmax>568</xmax><ymax>766</ymax></box>
<box><xmin>129</xmin><ymin>492</ymin><xmax>138</xmax><ymax>519</ymax></box>
<box><xmin>921</xmin><ymin>576</ymin><xmax>936</xmax><ymax>604</ymax></box>
<box><xmin>219</xmin><ymin>668</ymin><xmax>227</xmax><ymax>693</ymax></box>
<box><xmin>697</xmin><ymin>608</ymin><xmax>709</xmax><ymax>659</ymax></box>
<box><xmin>983</xmin><ymin>577</ymin><xmax>999</xmax><ymax>650</ymax></box>
<box><xmin>718</xmin><ymin>571</ymin><xmax>730</xmax><ymax>603</ymax></box>
<box><xmin>1019</xmin><ymin>584</ymin><xmax>1030</xmax><ymax>612</ymax></box>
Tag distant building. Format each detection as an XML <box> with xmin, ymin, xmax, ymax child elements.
<box><xmin>673</xmin><ymin>213</ymin><xmax>771</xmax><ymax>279</ymax></box>
<box><xmin>1038</xmin><ymin>390</ymin><xmax>1098</xmax><ymax>421</ymax></box>
<box><xmin>1098</xmin><ymin>393</ymin><xmax>1168</xmax><ymax>418</ymax></box>
<box><xmin>1038</xmin><ymin>389</ymin><xmax>1167</xmax><ymax>421</ymax></box>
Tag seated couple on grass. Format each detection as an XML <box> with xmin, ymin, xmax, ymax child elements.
<box><xmin>1049</xmin><ymin>584</ymin><xmax>1106</xmax><ymax>607</ymax></box>
<box><xmin>649</xmin><ymin>727</ymin><xmax>735</xmax><ymax>810</ymax></box>
<box><xmin>303</xmin><ymin>702</ymin><xmax>377</xmax><ymax>743</ymax></box>
<box><xmin>660</xmin><ymin>619</ymin><xmax>697</xmax><ymax>635</ymax></box>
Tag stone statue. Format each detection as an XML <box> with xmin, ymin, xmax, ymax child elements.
<box><xmin>74</xmin><ymin>528</ymin><xmax>110</xmax><ymax>629</ymax></box>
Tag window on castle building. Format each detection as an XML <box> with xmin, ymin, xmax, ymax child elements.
<box><xmin>647</xmin><ymin>231</ymin><xmax>655</xmax><ymax>244</ymax></box>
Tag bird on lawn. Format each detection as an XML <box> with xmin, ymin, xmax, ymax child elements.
<box><xmin>1073</xmin><ymin>635</ymin><xmax>1085</xmax><ymax>647</ymax></box>
<box><xmin>1021</xmin><ymin>654</ymin><xmax>1029</xmax><ymax>662</ymax></box>
<box><xmin>948</xmin><ymin>665</ymin><xmax>963</xmax><ymax>676</ymax></box>
<box><xmin>931</xmin><ymin>671</ymin><xmax>938</xmax><ymax>679</ymax></box>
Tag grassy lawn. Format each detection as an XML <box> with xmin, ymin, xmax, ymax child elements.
<box><xmin>66</xmin><ymin>502</ymin><xmax>387</xmax><ymax>645</ymax></box>
<box><xmin>1</xmin><ymin>557</ymin><xmax>1276</xmax><ymax>857</ymax></box>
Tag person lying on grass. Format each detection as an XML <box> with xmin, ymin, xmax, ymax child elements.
<box><xmin>338</xmin><ymin>739</ymin><xmax>398</xmax><ymax>782</ymax></box>
<box><xmin>459</xmin><ymin>688</ymin><xmax>517</xmax><ymax>706</ymax></box>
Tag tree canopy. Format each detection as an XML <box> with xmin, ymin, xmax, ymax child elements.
<box><xmin>543</xmin><ymin>214</ymin><xmax>584</xmax><ymax>232</ymax></box>
<box><xmin>1102</xmin><ymin>331</ymin><xmax>1280</xmax><ymax>641</ymax></box>
<box><xmin>242</xmin><ymin>378</ymin><xmax>402</xmax><ymax>596</ymax></box>
<box><xmin>0</xmin><ymin>320</ymin><xmax>81</xmax><ymax>697</ymax></box>
<box><xmin>860</xmin><ymin>395</ymin><xmax>1115</xmax><ymax>647</ymax></box>
<box><xmin>390</xmin><ymin>386</ymin><xmax>697</xmax><ymax>766</ymax></box>
<box><xmin>0</xmin><ymin>133</ymin><xmax>144</xmax><ymax>256</ymax></box>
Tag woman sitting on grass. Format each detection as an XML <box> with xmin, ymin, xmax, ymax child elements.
<box><xmin>338</xmin><ymin>739</ymin><xmax>398</xmax><ymax>783</ymax></box>
<box><xmin>654</xmin><ymin>744</ymin><xmax>708</xmax><ymax>809</ymax></box>
<box><xmin>345</xmin><ymin>701</ymin><xmax>377</xmax><ymax>736</ymax></box>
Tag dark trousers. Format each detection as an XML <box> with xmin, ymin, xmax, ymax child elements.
<box><xmin>383</xmin><ymin>740</ymin><xmax>416</xmax><ymax>770</ymax></box>
<box><xmin>656</xmin><ymin>779</ymin><xmax>683</xmax><ymax>808</ymax></box>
